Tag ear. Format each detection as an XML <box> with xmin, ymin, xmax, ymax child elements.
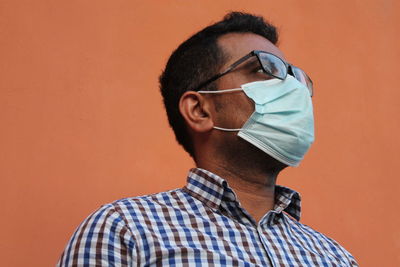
<box><xmin>179</xmin><ymin>91</ymin><xmax>214</xmax><ymax>133</ymax></box>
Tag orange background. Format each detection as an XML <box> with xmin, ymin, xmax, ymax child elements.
<box><xmin>1</xmin><ymin>1</ymin><xmax>399</xmax><ymax>266</ymax></box>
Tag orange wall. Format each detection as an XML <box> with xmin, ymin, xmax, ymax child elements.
<box><xmin>1</xmin><ymin>1</ymin><xmax>399</xmax><ymax>266</ymax></box>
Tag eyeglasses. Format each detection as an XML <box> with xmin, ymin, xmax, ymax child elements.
<box><xmin>193</xmin><ymin>50</ymin><xmax>313</xmax><ymax>97</ymax></box>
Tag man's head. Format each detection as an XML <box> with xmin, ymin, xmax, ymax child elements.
<box><xmin>159</xmin><ymin>12</ymin><xmax>279</xmax><ymax>158</ymax></box>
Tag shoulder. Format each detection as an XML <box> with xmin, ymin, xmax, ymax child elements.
<box><xmin>76</xmin><ymin>187</ymin><xmax>188</xmax><ymax>231</ymax></box>
<box><xmin>74</xmin><ymin>189</ymin><xmax>183</xmax><ymax>227</ymax></box>
<box><xmin>109</xmin><ymin>188</ymin><xmax>186</xmax><ymax>217</ymax></box>
<box><xmin>57</xmin><ymin>188</ymin><xmax>186</xmax><ymax>266</ymax></box>
<box><xmin>93</xmin><ymin>188</ymin><xmax>195</xmax><ymax>232</ymax></box>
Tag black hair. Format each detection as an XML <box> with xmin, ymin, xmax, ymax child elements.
<box><xmin>159</xmin><ymin>12</ymin><xmax>279</xmax><ymax>157</ymax></box>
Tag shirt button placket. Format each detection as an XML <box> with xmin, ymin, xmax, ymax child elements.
<box><xmin>257</xmin><ymin>212</ymin><xmax>276</xmax><ymax>267</ymax></box>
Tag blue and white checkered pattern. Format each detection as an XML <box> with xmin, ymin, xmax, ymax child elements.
<box><xmin>57</xmin><ymin>168</ymin><xmax>358</xmax><ymax>266</ymax></box>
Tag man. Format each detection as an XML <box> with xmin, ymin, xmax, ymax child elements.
<box><xmin>58</xmin><ymin>12</ymin><xmax>358</xmax><ymax>266</ymax></box>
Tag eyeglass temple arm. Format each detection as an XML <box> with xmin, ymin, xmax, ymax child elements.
<box><xmin>193</xmin><ymin>52</ymin><xmax>255</xmax><ymax>91</ymax></box>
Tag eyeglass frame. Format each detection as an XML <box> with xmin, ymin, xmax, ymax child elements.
<box><xmin>192</xmin><ymin>50</ymin><xmax>313</xmax><ymax>96</ymax></box>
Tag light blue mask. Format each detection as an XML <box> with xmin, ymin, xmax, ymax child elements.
<box><xmin>198</xmin><ymin>75</ymin><xmax>314</xmax><ymax>166</ymax></box>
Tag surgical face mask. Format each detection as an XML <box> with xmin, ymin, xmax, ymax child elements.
<box><xmin>198</xmin><ymin>75</ymin><xmax>314</xmax><ymax>166</ymax></box>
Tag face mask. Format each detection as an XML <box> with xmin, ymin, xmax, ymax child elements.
<box><xmin>198</xmin><ymin>75</ymin><xmax>314</xmax><ymax>166</ymax></box>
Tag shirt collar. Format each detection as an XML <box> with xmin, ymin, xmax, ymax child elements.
<box><xmin>183</xmin><ymin>168</ymin><xmax>302</xmax><ymax>221</ymax></box>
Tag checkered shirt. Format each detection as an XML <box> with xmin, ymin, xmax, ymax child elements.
<box><xmin>57</xmin><ymin>168</ymin><xmax>358</xmax><ymax>266</ymax></box>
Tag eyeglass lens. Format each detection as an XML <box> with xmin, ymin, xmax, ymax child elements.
<box><xmin>258</xmin><ymin>53</ymin><xmax>286</xmax><ymax>79</ymax></box>
<box><xmin>258</xmin><ymin>52</ymin><xmax>313</xmax><ymax>96</ymax></box>
<box><xmin>291</xmin><ymin>66</ymin><xmax>313</xmax><ymax>96</ymax></box>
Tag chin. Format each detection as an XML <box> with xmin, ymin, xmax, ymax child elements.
<box><xmin>221</xmin><ymin>137</ymin><xmax>288</xmax><ymax>172</ymax></box>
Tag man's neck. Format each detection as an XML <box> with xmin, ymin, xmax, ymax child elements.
<box><xmin>196</xmin><ymin>159</ymin><xmax>282</xmax><ymax>223</ymax></box>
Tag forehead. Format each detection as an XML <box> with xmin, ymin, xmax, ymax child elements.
<box><xmin>217</xmin><ymin>32</ymin><xmax>286</xmax><ymax>66</ymax></box>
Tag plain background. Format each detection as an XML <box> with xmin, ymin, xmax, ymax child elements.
<box><xmin>1</xmin><ymin>1</ymin><xmax>399</xmax><ymax>266</ymax></box>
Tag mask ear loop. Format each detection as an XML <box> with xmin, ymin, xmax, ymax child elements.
<box><xmin>213</xmin><ymin>126</ymin><xmax>242</xmax><ymax>131</ymax></box>
<box><xmin>197</xmin><ymin>88</ymin><xmax>244</xmax><ymax>131</ymax></box>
